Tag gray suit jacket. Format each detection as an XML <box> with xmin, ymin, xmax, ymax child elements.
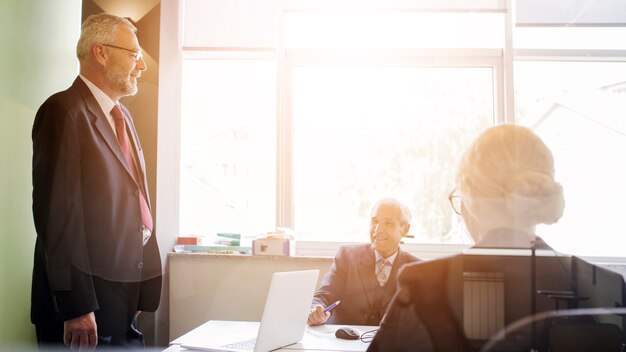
<box><xmin>312</xmin><ymin>243</ymin><xmax>420</xmax><ymax>326</ymax></box>
<box><xmin>31</xmin><ymin>77</ymin><xmax>161</xmax><ymax>333</ymax></box>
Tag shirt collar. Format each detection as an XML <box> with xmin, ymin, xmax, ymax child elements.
<box><xmin>374</xmin><ymin>249</ymin><xmax>399</xmax><ymax>266</ymax></box>
<box><xmin>79</xmin><ymin>75</ymin><xmax>117</xmax><ymax>114</ymax></box>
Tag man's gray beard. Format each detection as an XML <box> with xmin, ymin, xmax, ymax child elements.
<box><xmin>106</xmin><ymin>69</ymin><xmax>138</xmax><ymax>97</ymax></box>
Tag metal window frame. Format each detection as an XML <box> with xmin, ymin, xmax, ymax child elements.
<box><xmin>166</xmin><ymin>0</ymin><xmax>515</xmax><ymax>247</ymax></box>
<box><xmin>276</xmin><ymin>48</ymin><xmax>507</xmax><ymax>230</ymax></box>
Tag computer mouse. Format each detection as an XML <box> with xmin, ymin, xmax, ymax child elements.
<box><xmin>335</xmin><ymin>326</ymin><xmax>361</xmax><ymax>340</ymax></box>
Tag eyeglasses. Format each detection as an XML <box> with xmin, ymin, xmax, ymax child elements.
<box><xmin>101</xmin><ymin>43</ymin><xmax>142</xmax><ymax>61</ymax></box>
<box><xmin>448</xmin><ymin>188</ymin><xmax>462</xmax><ymax>215</ymax></box>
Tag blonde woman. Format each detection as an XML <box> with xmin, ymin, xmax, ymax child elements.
<box><xmin>368</xmin><ymin>124</ymin><xmax>565</xmax><ymax>352</ymax></box>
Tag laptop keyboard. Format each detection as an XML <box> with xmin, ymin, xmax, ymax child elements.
<box><xmin>223</xmin><ymin>337</ymin><xmax>256</xmax><ymax>350</ymax></box>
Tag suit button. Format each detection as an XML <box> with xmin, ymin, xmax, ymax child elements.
<box><xmin>138</xmin><ymin>262</ymin><xmax>143</xmax><ymax>269</ymax></box>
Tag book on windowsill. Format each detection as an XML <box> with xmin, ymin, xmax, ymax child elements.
<box><xmin>173</xmin><ymin>244</ymin><xmax>251</xmax><ymax>254</ymax></box>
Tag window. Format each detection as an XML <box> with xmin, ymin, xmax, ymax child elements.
<box><xmin>292</xmin><ymin>66</ymin><xmax>492</xmax><ymax>242</ymax></box>
<box><xmin>165</xmin><ymin>0</ymin><xmax>626</xmax><ymax>257</ymax></box>
<box><xmin>177</xmin><ymin>0</ymin><xmax>506</xmax><ymax>245</ymax></box>
<box><xmin>514</xmin><ymin>29</ymin><xmax>626</xmax><ymax>257</ymax></box>
<box><xmin>179</xmin><ymin>59</ymin><xmax>277</xmax><ymax>236</ymax></box>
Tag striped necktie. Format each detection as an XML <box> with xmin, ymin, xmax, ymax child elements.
<box><xmin>376</xmin><ymin>259</ymin><xmax>390</xmax><ymax>286</ymax></box>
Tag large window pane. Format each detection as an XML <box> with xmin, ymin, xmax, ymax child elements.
<box><xmin>516</xmin><ymin>61</ymin><xmax>626</xmax><ymax>257</ymax></box>
<box><xmin>292</xmin><ymin>66</ymin><xmax>494</xmax><ymax>243</ymax></box>
<box><xmin>180</xmin><ymin>60</ymin><xmax>277</xmax><ymax>237</ymax></box>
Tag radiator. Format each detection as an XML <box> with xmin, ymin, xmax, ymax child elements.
<box><xmin>463</xmin><ymin>272</ymin><xmax>505</xmax><ymax>340</ymax></box>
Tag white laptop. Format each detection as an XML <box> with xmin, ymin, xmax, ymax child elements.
<box><xmin>181</xmin><ymin>269</ymin><xmax>320</xmax><ymax>352</ymax></box>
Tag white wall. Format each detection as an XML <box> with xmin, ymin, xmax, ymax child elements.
<box><xmin>169</xmin><ymin>254</ymin><xmax>333</xmax><ymax>340</ymax></box>
<box><xmin>0</xmin><ymin>0</ymin><xmax>81</xmax><ymax>347</ymax></box>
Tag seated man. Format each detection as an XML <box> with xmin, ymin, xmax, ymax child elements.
<box><xmin>307</xmin><ymin>198</ymin><xmax>420</xmax><ymax>326</ymax></box>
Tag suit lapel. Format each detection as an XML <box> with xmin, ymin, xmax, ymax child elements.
<box><xmin>381</xmin><ymin>250</ymin><xmax>407</xmax><ymax>306</ymax></box>
<box><xmin>73</xmin><ymin>78</ymin><xmax>137</xmax><ymax>186</ymax></box>
<box><xmin>388</xmin><ymin>250</ymin><xmax>405</xmax><ymax>288</ymax></box>
<box><xmin>357</xmin><ymin>247</ymin><xmax>378</xmax><ymax>308</ymax></box>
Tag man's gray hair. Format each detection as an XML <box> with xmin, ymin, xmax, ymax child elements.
<box><xmin>373</xmin><ymin>198</ymin><xmax>412</xmax><ymax>225</ymax></box>
<box><xmin>76</xmin><ymin>13</ymin><xmax>136</xmax><ymax>60</ymax></box>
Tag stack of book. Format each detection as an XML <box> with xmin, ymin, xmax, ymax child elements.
<box><xmin>173</xmin><ymin>233</ymin><xmax>251</xmax><ymax>254</ymax></box>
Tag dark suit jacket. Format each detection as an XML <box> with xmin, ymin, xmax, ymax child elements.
<box><xmin>312</xmin><ymin>243</ymin><xmax>420</xmax><ymax>326</ymax></box>
<box><xmin>367</xmin><ymin>254</ymin><xmax>470</xmax><ymax>352</ymax></box>
<box><xmin>31</xmin><ymin>77</ymin><xmax>162</xmax><ymax>336</ymax></box>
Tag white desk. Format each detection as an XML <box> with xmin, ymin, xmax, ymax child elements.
<box><xmin>166</xmin><ymin>320</ymin><xmax>375</xmax><ymax>352</ymax></box>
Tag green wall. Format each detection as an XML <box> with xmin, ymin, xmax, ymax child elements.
<box><xmin>0</xmin><ymin>0</ymin><xmax>81</xmax><ymax>347</ymax></box>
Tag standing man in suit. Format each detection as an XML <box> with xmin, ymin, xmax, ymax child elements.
<box><xmin>31</xmin><ymin>13</ymin><xmax>162</xmax><ymax>350</ymax></box>
<box><xmin>307</xmin><ymin>198</ymin><xmax>420</xmax><ymax>326</ymax></box>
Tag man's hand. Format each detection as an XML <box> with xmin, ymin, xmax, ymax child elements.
<box><xmin>307</xmin><ymin>305</ymin><xmax>331</xmax><ymax>326</ymax></box>
<box><xmin>63</xmin><ymin>312</ymin><xmax>97</xmax><ymax>351</ymax></box>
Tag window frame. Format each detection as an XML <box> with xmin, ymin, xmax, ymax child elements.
<box><xmin>278</xmin><ymin>48</ymin><xmax>507</xmax><ymax>231</ymax></box>
<box><xmin>511</xmin><ymin>47</ymin><xmax>626</xmax><ymax>259</ymax></box>
<box><xmin>157</xmin><ymin>0</ymin><xmax>530</xmax><ymax>257</ymax></box>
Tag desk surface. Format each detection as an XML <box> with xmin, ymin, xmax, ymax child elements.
<box><xmin>166</xmin><ymin>320</ymin><xmax>376</xmax><ymax>352</ymax></box>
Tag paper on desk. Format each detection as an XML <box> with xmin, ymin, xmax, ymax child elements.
<box><xmin>305</xmin><ymin>325</ymin><xmax>338</xmax><ymax>336</ymax></box>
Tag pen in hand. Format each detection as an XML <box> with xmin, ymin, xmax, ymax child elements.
<box><xmin>323</xmin><ymin>300</ymin><xmax>341</xmax><ymax>313</ymax></box>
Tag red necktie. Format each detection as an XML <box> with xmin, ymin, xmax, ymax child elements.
<box><xmin>111</xmin><ymin>105</ymin><xmax>153</xmax><ymax>233</ymax></box>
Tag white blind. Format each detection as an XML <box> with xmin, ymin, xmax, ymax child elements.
<box><xmin>183</xmin><ymin>0</ymin><xmax>276</xmax><ymax>48</ymax></box>
<box><xmin>517</xmin><ymin>0</ymin><xmax>626</xmax><ymax>26</ymax></box>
